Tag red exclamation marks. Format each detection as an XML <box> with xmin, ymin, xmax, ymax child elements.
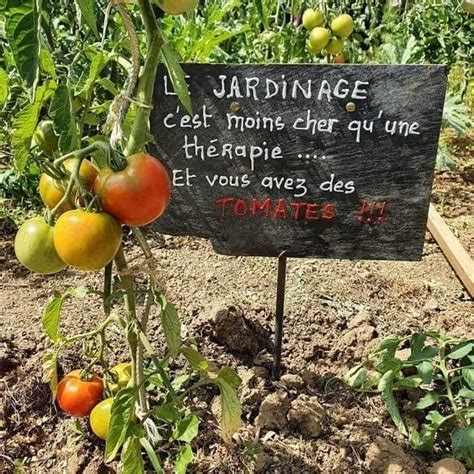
<box><xmin>357</xmin><ymin>200</ymin><xmax>388</xmax><ymax>224</ymax></box>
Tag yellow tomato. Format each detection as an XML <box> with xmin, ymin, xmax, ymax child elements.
<box><xmin>90</xmin><ymin>398</ymin><xmax>114</xmax><ymax>440</ymax></box>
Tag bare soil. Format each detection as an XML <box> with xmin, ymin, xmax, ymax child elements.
<box><xmin>0</xmin><ymin>168</ymin><xmax>472</xmax><ymax>473</ymax></box>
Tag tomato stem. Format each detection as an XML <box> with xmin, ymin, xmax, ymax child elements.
<box><xmin>125</xmin><ymin>0</ymin><xmax>164</xmax><ymax>155</ymax></box>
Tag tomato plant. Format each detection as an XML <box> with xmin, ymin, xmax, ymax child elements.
<box><xmin>56</xmin><ymin>370</ymin><xmax>104</xmax><ymax>417</ymax></box>
<box><xmin>3</xmin><ymin>0</ymin><xmax>242</xmax><ymax>471</ymax></box>
<box><xmin>94</xmin><ymin>153</ymin><xmax>171</xmax><ymax>226</ymax></box>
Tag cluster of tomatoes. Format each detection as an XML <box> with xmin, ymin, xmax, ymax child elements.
<box><xmin>57</xmin><ymin>363</ymin><xmax>132</xmax><ymax>440</ymax></box>
<box><xmin>14</xmin><ymin>121</ymin><xmax>171</xmax><ymax>275</ymax></box>
<box><xmin>302</xmin><ymin>9</ymin><xmax>354</xmax><ymax>63</ymax></box>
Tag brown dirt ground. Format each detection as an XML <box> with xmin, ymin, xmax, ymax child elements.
<box><xmin>0</xmin><ymin>162</ymin><xmax>473</xmax><ymax>473</ymax></box>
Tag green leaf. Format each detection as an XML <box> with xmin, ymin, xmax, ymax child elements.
<box><xmin>160</xmin><ymin>44</ymin><xmax>193</xmax><ymax>115</ymax></box>
<box><xmin>175</xmin><ymin>444</ymin><xmax>193</xmax><ymax>474</ymax></box>
<box><xmin>411</xmin><ymin>391</ymin><xmax>439</xmax><ymax>410</ymax></box>
<box><xmin>0</xmin><ymin>68</ymin><xmax>9</xmax><ymax>105</ymax></box>
<box><xmin>153</xmin><ymin>402</ymin><xmax>178</xmax><ymax>424</ymax></box>
<box><xmin>42</xmin><ymin>351</ymin><xmax>58</xmax><ymax>396</ymax></box>
<box><xmin>181</xmin><ymin>346</ymin><xmax>209</xmax><ymax>371</ymax></box>
<box><xmin>139</xmin><ymin>437</ymin><xmax>163</xmax><ymax>473</ymax></box>
<box><xmin>50</xmin><ymin>84</ymin><xmax>78</xmax><ymax>153</ymax></box>
<box><xmin>452</xmin><ymin>425</ymin><xmax>474</xmax><ymax>468</ymax></box>
<box><xmin>217</xmin><ymin>367</ymin><xmax>241</xmax><ymax>390</ymax></box>
<box><xmin>462</xmin><ymin>368</ymin><xmax>474</xmax><ymax>390</ymax></box>
<box><xmin>211</xmin><ymin>376</ymin><xmax>242</xmax><ymax>443</ymax></box>
<box><xmin>76</xmin><ymin>0</ymin><xmax>98</xmax><ymax>37</ymax></box>
<box><xmin>393</xmin><ymin>376</ymin><xmax>423</xmax><ymax>389</ymax></box>
<box><xmin>417</xmin><ymin>361</ymin><xmax>434</xmax><ymax>384</ymax></box>
<box><xmin>448</xmin><ymin>341</ymin><xmax>474</xmax><ymax>360</ymax></box>
<box><xmin>378</xmin><ymin>370</ymin><xmax>408</xmax><ymax>436</ymax></box>
<box><xmin>344</xmin><ymin>365</ymin><xmax>368</xmax><ymax>389</ymax></box>
<box><xmin>39</xmin><ymin>48</ymin><xmax>56</xmax><ymax>79</ymax></box>
<box><xmin>155</xmin><ymin>292</ymin><xmax>181</xmax><ymax>359</ymax></box>
<box><xmin>121</xmin><ymin>434</ymin><xmax>145</xmax><ymax>474</ymax></box>
<box><xmin>42</xmin><ymin>287</ymin><xmax>88</xmax><ymax>342</ymax></box>
<box><xmin>458</xmin><ymin>388</ymin><xmax>474</xmax><ymax>400</ymax></box>
<box><xmin>174</xmin><ymin>415</ymin><xmax>200</xmax><ymax>443</ymax></box>
<box><xmin>5</xmin><ymin>1</ymin><xmax>40</xmax><ymax>87</ymax></box>
<box><xmin>12</xmin><ymin>80</ymin><xmax>56</xmax><ymax>172</ymax></box>
<box><xmin>105</xmin><ymin>388</ymin><xmax>137</xmax><ymax>462</ymax></box>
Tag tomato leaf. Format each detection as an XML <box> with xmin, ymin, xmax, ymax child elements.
<box><xmin>174</xmin><ymin>415</ymin><xmax>200</xmax><ymax>443</ymax></box>
<box><xmin>76</xmin><ymin>0</ymin><xmax>98</xmax><ymax>37</ymax></box>
<box><xmin>39</xmin><ymin>48</ymin><xmax>56</xmax><ymax>80</ymax></box>
<box><xmin>42</xmin><ymin>351</ymin><xmax>58</xmax><ymax>396</ymax></box>
<box><xmin>160</xmin><ymin>43</ymin><xmax>193</xmax><ymax>115</ymax></box>
<box><xmin>411</xmin><ymin>391</ymin><xmax>439</xmax><ymax>410</ymax></box>
<box><xmin>4</xmin><ymin>0</ymin><xmax>40</xmax><ymax>87</ymax></box>
<box><xmin>50</xmin><ymin>84</ymin><xmax>78</xmax><ymax>153</ymax></box>
<box><xmin>155</xmin><ymin>292</ymin><xmax>181</xmax><ymax>359</ymax></box>
<box><xmin>0</xmin><ymin>68</ymin><xmax>9</xmax><ymax>105</ymax></box>
<box><xmin>217</xmin><ymin>367</ymin><xmax>242</xmax><ymax>390</ymax></box>
<box><xmin>174</xmin><ymin>444</ymin><xmax>193</xmax><ymax>474</ymax></box>
<box><xmin>378</xmin><ymin>370</ymin><xmax>408</xmax><ymax>436</ymax></box>
<box><xmin>12</xmin><ymin>80</ymin><xmax>56</xmax><ymax>172</ymax></box>
<box><xmin>462</xmin><ymin>368</ymin><xmax>474</xmax><ymax>390</ymax></box>
<box><xmin>121</xmin><ymin>433</ymin><xmax>145</xmax><ymax>474</ymax></box>
<box><xmin>42</xmin><ymin>287</ymin><xmax>88</xmax><ymax>342</ymax></box>
<box><xmin>139</xmin><ymin>437</ymin><xmax>163</xmax><ymax>473</ymax></box>
<box><xmin>448</xmin><ymin>341</ymin><xmax>474</xmax><ymax>360</ymax></box>
<box><xmin>181</xmin><ymin>346</ymin><xmax>209</xmax><ymax>372</ymax></box>
<box><xmin>458</xmin><ymin>387</ymin><xmax>474</xmax><ymax>400</ymax></box>
<box><xmin>452</xmin><ymin>425</ymin><xmax>474</xmax><ymax>468</ymax></box>
<box><xmin>105</xmin><ymin>387</ymin><xmax>138</xmax><ymax>462</ymax></box>
<box><xmin>209</xmin><ymin>375</ymin><xmax>242</xmax><ymax>443</ymax></box>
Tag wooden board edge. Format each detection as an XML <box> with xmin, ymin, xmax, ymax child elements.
<box><xmin>427</xmin><ymin>203</ymin><xmax>474</xmax><ymax>297</ymax></box>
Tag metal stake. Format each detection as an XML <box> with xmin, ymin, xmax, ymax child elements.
<box><xmin>272</xmin><ymin>251</ymin><xmax>287</xmax><ymax>380</ymax></box>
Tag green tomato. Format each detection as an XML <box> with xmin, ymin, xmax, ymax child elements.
<box><xmin>109</xmin><ymin>362</ymin><xmax>132</xmax><ymax>393</ymax></box>
<box><xmin>156</xmin><ymin>0</ymin><xmax>198</xmax><ymax>15</ymax></box>
<box><xmin>326</xmin><ymin>38</ymin><xmax>344</xmax><ymax>55</ymax></box>
<box><xmin>306</xmin><ymin>39</ymin><xmax>319</xmax><ymax>55</ymax></box>
<box><xmin>90</xmin><ymin>398</ymin><xmax>113</xmax><ymax>440</ymax></box>
<box><xmin>331</xmin><ymin>14</ymin><xmax>354</xmax><ymax>38</ymax></box>
<box><xmin>33</xmin><ymin>120</ymin><xmax>59</xmax><ymax>156</ymax></box>
<box><xmin>302</xmin><ymin>9</ymin><xmax>324</xmax><ymax>30</ymax></box>
<box><xmin>308</xmin><ymin>27</ymin><xmax>330</xmax><ymax>51</ymax></box>
<box><xmin>15</xmin><ymin>217</ymin><xmax>67</xmax><ymax>274</ymax></box>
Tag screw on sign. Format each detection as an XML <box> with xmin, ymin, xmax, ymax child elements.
<box><xmin>151</xmin><ymin>64</ymin><xmax>447</xmax><ymax>378</ymax></box>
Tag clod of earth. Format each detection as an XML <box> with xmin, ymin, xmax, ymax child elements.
<box><xmin>256</xmin><ymin>392</ymin><xmax>290</xmax><ymax>431</ymax></box>
<box><xmin>287</xmin><ymin>394</ymin><xmax>326</xmax><ymax>438</ymax></box>
<box><xmin>212</xmin><ymin>304</ymin><xmax>260</xmax><ymax>355</ymax></box>
<box><xmin>365</xmin><ymin>437</ymin><xmax>419</xmax><ymax>473</ymax></box>
<box><xmin>280</xmin><ymin>373</ymin><xmax>305</xmax><ymax>389</ymax></box>
<box><xmin>429</xmin><ymin>458</ymin><xmax>467</xmax><ymax>474</ymax></box>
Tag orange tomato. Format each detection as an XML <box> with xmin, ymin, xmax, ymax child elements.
<box><xmin>54</xmin><ymin>210</ymin><xmax>122</xmax><ymax>271</ymax></box>
<box><xmin>56</xmin><ymin>370</ymin><xmax>103</xmax><ymax>417</ymax></box>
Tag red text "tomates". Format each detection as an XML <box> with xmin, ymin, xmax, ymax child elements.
<box><xmin>215</xmin><ymin>198</ymin><xmax>336</xmax><ymax>221</ymax></box>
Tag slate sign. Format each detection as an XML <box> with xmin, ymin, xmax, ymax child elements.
<box><xmin>150</xmin><ymin>64</ymin><xmax>447</xmax><ymax>261</ymax></box>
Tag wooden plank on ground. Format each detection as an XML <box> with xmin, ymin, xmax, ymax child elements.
<box><xmin>427</xmin><ymin>203</ymin><xmax>474</xmax><ymax>297</ymax></box>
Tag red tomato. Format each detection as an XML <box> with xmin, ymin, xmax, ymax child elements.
<box><xmin>94</xmin><ymin>153</ymin><xmax>171</xmax><ymax>227</ymax></box>
<box><xmin>334</xmin><ymin>53</ymin><xmax>346</xmax><ymax>64</ymax></box>
<box><xmin>56</xmin><ymin>370</ymin><xmax>103</xmax><ymax>417</ymax></box>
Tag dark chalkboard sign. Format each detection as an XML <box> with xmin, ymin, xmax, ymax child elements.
<box><xmin>150</xmin><ymin>64</ymin><xmax>447</xmax><ymax>261</ymax></box>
